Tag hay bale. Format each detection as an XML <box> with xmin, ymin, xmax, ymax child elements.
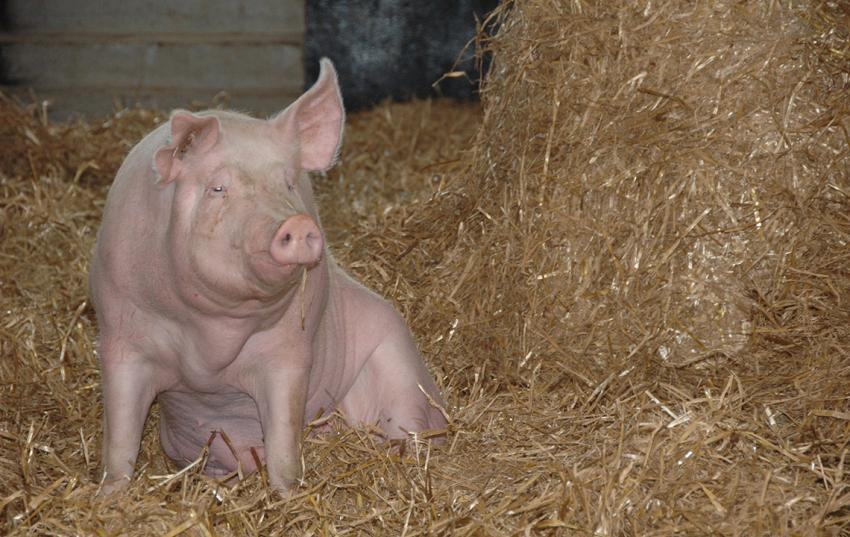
<box><xmin>399</xmin><ymin>2</ymin><xmax>850</xmax><ymax>376</ymax></box>
<box><xmin>427</xmin><ymin>0</ymin><xmax>850</xmax><ymax>369</ymax></box>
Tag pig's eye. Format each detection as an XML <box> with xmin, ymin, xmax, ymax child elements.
<box><xmin>286</xmin><ymin>182</ymin><xmax>295</xmax><ymax>193</ymax></box>
<box><xmin>209</xmin><ymin>185</ymin><xmax>227</xmax><ymax>196</ymax></box>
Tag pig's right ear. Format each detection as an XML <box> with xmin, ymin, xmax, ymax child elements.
<box><xmin>153</xmin><ymin>111</ymin><xmax>221</xmax><ymax>185</ymax></box>
<box><xmin>272</xmin><ymin>58</ymin><xmax>345</xmax><ymax>172</ymax></box>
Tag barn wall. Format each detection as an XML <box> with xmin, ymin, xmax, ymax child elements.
<box><xmin>0</xmin><ymin>0</ymin><xmax>304</xmax><ymax>118</ymax></box>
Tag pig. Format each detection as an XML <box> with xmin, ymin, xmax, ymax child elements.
<box><xmin>88</xmin><ymin>58</ymin><xmax>447</xmax><ymax>494</ymax></box>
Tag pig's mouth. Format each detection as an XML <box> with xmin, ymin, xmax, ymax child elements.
<box><xmin>248</xmin><ymin>249</ymin><xmax>321</xmax><ymax>292</ymax></box>
<box><xmin>242</xmin><ymin>215</ymin><xmax>324</xmax><ymax>296</ymax></box>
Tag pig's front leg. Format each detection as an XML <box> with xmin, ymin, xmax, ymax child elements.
<box><xmin>246</xmin><ymin>362</ymin><xmax>309</xmax><ymax>492</ymax></box>
<box><xmin>98</xmin><ymin>342</ymin><xmax>158</xmax><ymax>494</ymax></box>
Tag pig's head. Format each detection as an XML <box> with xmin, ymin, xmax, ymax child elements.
<box><xmin>152</xmin><ymin>59</ymin><xmax>344</xmax><ymax>305</ymax></box>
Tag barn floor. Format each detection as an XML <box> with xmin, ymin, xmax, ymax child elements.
<box><xmin>3</xmin><ymin>1</ymin><xmax>850</xmax><ymax>535</ymax></box>
<box><xmin>1</xmin><ymin>98</ymin><xmax>492</xmax><ymax>536</ymax></box>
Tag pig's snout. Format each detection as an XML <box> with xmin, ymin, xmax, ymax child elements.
<box><xmin>270</xmin><ymin>214</ymin><xmax>323</xmax><ymax>266</ymax></box>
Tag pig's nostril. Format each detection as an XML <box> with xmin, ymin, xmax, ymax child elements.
<box><xmin>306</xmin><ymin>232</ymin><xmax>321</xmax><ymax>249</ymax></box>
<box><xmin>270</xmin><ymin>214</ymin><xmax>323</xmax><ymax>266</ymax></box>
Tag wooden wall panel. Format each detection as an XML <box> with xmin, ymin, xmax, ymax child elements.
<box><xmin>1</xmin><ymin>1</ymin><xmax>305</xmax><ymax>118</ymax></box>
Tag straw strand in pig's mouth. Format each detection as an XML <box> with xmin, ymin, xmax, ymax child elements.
<box><xmin>299</xmin><ymin>265</ymin><xmax>307</xmax><ymax>330</ymax></box>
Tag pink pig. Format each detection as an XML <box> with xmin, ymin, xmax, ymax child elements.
<box><xmin>89</xmin><ymin>59</ymin><xmax>447</xmax><ymax>493</ymax></box>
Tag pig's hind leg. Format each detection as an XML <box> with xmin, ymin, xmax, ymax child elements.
<box><xmin>340</xmin><ymin>307</ymin><xmax>447</xmax><ymax>440</ymax></box>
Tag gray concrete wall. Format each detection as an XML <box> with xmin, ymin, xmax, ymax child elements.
<box><xmin>1</xmin><ymin>1</ymin><xmax>305</xmax><ymax>118</ymax></box>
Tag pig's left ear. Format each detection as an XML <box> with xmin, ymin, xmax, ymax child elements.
<box><xmin>153</xmin><ymin>111</ymin><xmax>221</xmax><ymax>184</ymax></box>
<box><xmin>273</xmin><ymin>58</ymin><xmax>345</xmax><ymax>172</ymax></box>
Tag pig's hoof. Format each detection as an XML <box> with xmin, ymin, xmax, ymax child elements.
<box><xmin>97</xmin><ymin>475</ymin><xmax>131</xmax><ymax>497</ymax></box>
<box><xmin>270</xmin><ymin>485</ymin><xmax>295</xmax><ymax>500</ymax></box>
<box><xmin>268</xmin><ymin>477</ymin><xmax>301</xmax><ymax>500</ymax></box>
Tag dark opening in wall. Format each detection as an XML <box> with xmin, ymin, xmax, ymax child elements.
<box><xmin>0</xmin><ymin>0</ymin><xmax>16</xmax><ymax>86</ymax></box>
<box><xmin>304</xmin><ymin>0</ymin><xmax>499</xmax><ymax>111</ymax></box>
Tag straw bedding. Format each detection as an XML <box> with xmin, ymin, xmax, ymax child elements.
<box><xmin>2</xmin><ymin>0</ymin><xmax>850</xmax><ymax>535</ymax></box>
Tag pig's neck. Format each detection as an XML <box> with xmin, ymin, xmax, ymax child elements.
<box><xmin>177</xmin><ymin>260</ymin><xmax>328</xmax><ymax>323</ymax></box>
<box><xmin>166</xmin><ymin>259</ymin><xmax>329</xmax><ymax>363</ymax></box>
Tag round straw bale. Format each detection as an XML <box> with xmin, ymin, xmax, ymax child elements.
<box><xmin>411</xmin><ymin>0</ymin><xmax>850</xmax><ymax>380</ymax></box>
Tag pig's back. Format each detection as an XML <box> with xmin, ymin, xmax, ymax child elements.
<box><xmin>89</xmin><ymin>122</ymin><xmax>175</xmax><ymax>323</ymax></box>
